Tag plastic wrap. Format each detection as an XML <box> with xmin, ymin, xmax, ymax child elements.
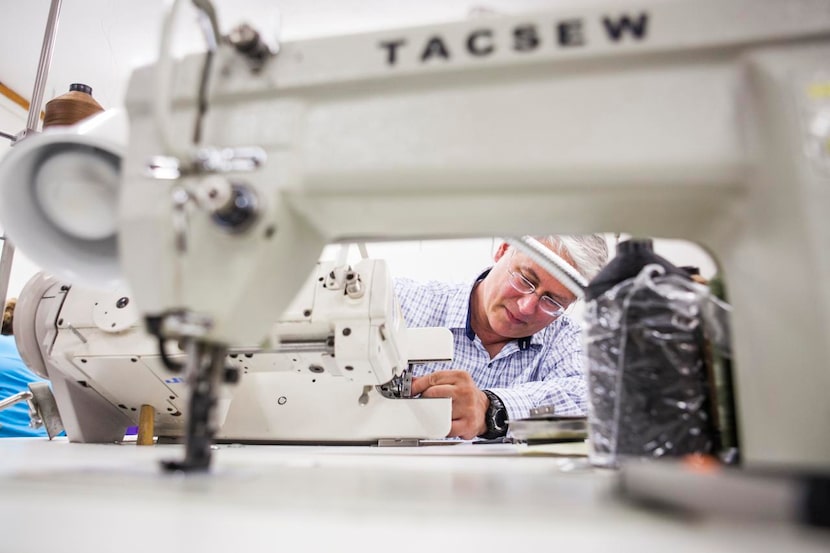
<box><xmin>584</xmin><ymin>264</ymin><xmax>733</xmax><ymax>468</ymax></box>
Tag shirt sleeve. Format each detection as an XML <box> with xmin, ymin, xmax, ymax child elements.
<box><xmin>487</xmin><ymin>320</ymin><xmax>587</xmax><ymax>420</ymax></box>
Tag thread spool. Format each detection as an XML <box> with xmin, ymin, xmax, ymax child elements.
<box><xmin>43</xmin><ymin>83</ymin><xmax>104</xmax><ymax>128</ymax></box>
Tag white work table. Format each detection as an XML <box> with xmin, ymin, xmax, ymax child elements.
<box><xmin>0</xmin><ymin>438</ymin><xmax>827</xmax><ymax>553</ymax></box>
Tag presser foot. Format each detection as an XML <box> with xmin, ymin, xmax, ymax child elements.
<box><xmin>160</xmin><ymin>339</ymin><xmax>230</xmax><ymax>473</ymax></box>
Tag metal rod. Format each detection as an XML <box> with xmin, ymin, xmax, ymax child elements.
<box><xmin>0</xmin><ymin>237</ymin><xmax>14</xmax><ymax>316</ymax></box>
<box><xmin>0</xmin><ymin>390</ymin><xmax>33</xmax><ymax>411</ymax></box>
<box><xmin>227</xmin><ymin>338</ymin><xmax>336</xmax><ymax>356</ymax></box>
<box><xmin>0</xmin><ymin>0</ymin><xmax>63</xmax><ymax>316</ymax></box>
<box><xmin>26</xmin><ymin>0</ymin><xmax>63</xmax><ymax>134</ymax></box>
<box><xmin>275</xmin><ymin>342</ymin><xmax>333</xmax><ymax>354</ymax></box>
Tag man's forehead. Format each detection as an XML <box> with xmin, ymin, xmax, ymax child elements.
<box><xmin>512</xmin><ymin>244</ymin><xmax>574</xmax><ymax>270</ymax></box>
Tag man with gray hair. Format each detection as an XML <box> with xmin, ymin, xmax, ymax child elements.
<box><xmin>395</xmin><ymin>235</ymin><xmax>609</xmax><ymax>440</ymax></box>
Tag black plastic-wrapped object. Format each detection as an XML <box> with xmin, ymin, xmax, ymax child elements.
<box><xmin>584</xmin><ymin>239</ymin><xmax>716</xmax><ymax>467</ymax></box>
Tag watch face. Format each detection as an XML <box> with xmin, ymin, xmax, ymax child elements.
<box><xmin>494</xmin><ymin>409</ymin><xmax>508</xmax><ymax>429</ymax></box>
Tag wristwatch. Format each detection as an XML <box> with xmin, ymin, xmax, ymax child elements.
<box><xmin>479</xmin><ymin>390</ymin><xmax>509</xmax><ymax>439</ymax></box>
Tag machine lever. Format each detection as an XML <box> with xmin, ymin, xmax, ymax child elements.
<box><xmin>0</xmin><ymin>390</ymin><xmax>33</xmax><ymax>412</ymax></box>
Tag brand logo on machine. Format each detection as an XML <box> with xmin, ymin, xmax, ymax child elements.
<box><xmin>378</xmin><ymin>12</ymin><xmax>649</xmax><ymax>66</ymax></box>
<box><xmin>165</xmin><ymin>377</ymin><xmax>185</xmax><ymax>384</ymax></box>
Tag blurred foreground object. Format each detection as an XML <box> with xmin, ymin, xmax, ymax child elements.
<box><xmin>584</xmin><ymin>239</ymin><xmax>732</xmax><ymax>467</ymax></box>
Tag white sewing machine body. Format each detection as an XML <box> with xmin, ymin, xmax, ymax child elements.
<box><xmin>14</xmin><ymin>259</ymin><xmax>452</xmax><ymax>443</ymax></box>
<box><xmin>117</xmin><ymin>0</ymin><xmax>830</xmax><ymax>471</ymax></box>
<box><xmin>1</xmin><ymin>0</ymin><xmax>829</xmax><ymax>473</ymax></box>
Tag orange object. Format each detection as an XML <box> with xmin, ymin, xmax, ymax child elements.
<box><xmin>682</xmin><ymin>453</ymin><xmax>721</xmax><ymax>474</ymax></box>
<box><xmin>43</xmin><ymin>83</ymin><xmax>103</xmax><ymax>128</ymax></box>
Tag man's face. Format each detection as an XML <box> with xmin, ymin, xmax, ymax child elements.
<box><xmin>477</xmin><ymin>245</ymin><xmax>577</xmax><ymax>340</ymax></box>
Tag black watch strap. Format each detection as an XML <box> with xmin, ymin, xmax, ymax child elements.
<box><xmin>479</xmin><ymin>390</ymin><xmax>509</xmax><ymax>440</ymax></box>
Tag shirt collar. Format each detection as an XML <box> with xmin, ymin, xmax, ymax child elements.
<box><xmin>464</xmin><ymin>268</ymin><xmax>534</xmax><ymax>351</ymax></box>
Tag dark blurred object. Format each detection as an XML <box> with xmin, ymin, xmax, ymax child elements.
<box><xmin>586</xmin><ymin>238</ymin><xmax>689</xmax><ymax>300</ymax></box>
<box><xmin>680</xmin><ymin>265</ymin><xmax>708</xmax><ymax>285</ymax></box>
<box><xmin>1</xmin><ymin>298</ymin><xmax>14</xmax><ymax>335</ymax></box>
<box><xmin>584</xmin><ymin>238</ymin><xmax>717</xmax><ymax>467</ymax></box>
<box><xmin>619</xmin><ymin>455</ymin><xmax>830</xmax><ymax>529</ymax></box>
<box><xmin>705</xmin><ymin>274</ymin><xmax>739</xmax><ymax>463</ymax></box>
<box><xmin>678</xmin><ymin>267</ymin><xmax>740</xmax><ymax>463</ymax></box>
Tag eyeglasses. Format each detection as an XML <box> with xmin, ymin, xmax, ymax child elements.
<box><xmin>506</xmin><ymin>267</ymin><xmax>567</xmax><ymax>317</ymax></box>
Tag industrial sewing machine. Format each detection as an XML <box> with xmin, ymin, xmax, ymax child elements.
<box><xmin>11</xmin><ymin>256</ymin><xmax>452</xmax><ymax>444</ymax></box>
<box><xmin>0</xmin><ymin>0</ymin><xmax>829</xmax><ymax>473</ymax></box>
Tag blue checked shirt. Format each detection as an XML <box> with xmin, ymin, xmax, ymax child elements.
<box><xmin>394</xmin><ymin>273</ymin><xmax>587</xmax><ymax>421</ymax></box>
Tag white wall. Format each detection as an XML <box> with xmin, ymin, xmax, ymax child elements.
<box><xmin>322</xmin><ymin>235</ymin><xmax>716</xmax><ymax>288</ymax></box>
<box><xmin>321</xmin><ymin>238</ymin><xmax>498</xmax><ymax>285</ymax></box>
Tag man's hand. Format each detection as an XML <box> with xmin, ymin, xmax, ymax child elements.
<box><xmin>411</xmin><ymin>370</ymin><xmax>489</xmax><ymax>439</ymax></box>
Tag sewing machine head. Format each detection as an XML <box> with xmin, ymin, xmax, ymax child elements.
<box><xmin>0</xmin><ymin>0</ymin><xmax>829</xmax><ymax>471</ymax></box>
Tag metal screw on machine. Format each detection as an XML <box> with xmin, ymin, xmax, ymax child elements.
<box><xmin>227</xmin><ymin>23</ymin><xmax>276</xmax><ymax>71</ymax></box>
<box><xmin>345</xmin><ymin>271</ymin><xmax>365</xmax><ymax>299</ymax></box>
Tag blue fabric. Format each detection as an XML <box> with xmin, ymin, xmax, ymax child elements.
<box><xmin>0</xmin><ymin>335</ymin><xmax>49</xmax><ymax>437</ymax></box>
<box><xmin>395</xmin><ymin>276</ymin><xmax>587</xmax><ymax>420</ymax></box>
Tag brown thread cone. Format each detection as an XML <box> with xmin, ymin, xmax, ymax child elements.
<box><xmin>43</xmin><ymin>83</ymin><xmax>104</xmax><ymax>128</ymax></box>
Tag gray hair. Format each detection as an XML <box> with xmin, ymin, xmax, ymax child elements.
<box><xmin>542</xmin><ymin>234</ymin><xmax>609</xmax><ymax>281</ymax></box>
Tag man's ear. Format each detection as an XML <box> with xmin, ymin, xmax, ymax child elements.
<box><xmin>493</xmin><ymin>242</ymin><xmax>510</xmax><ymax>263</ymax></box>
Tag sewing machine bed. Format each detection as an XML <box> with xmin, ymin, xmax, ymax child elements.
<box><xmin>0</xmin><ymin>438</ymin><xmax>826</xmax><ymax>553</ymax></box>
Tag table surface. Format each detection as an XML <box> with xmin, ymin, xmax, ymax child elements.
<box><xmin>0</xmin><ymin>438</ymin><xmax>827</xmax><ymax>553</ymax></box>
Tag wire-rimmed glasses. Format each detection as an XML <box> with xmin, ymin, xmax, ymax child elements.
<box><xmin>506</xmin><ymin>267</ymin><xmax>567</xmax><ymax>317</ymax></box>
